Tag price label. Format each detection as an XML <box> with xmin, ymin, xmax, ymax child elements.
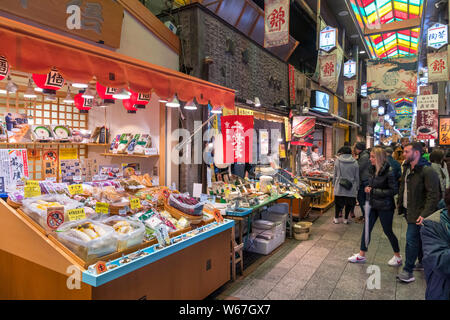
<box><xmin>95</xmin><ymin>202</ymin><xmax>109</xmax><ymax>214</ymax></box>
<box><xmin>24</xmin><ymin>185</ymin><xmax>41</xmax><ymax>198</ymax></box>
<box><xmin>26</xmin><ymin>180</ymin><xmax>40</xmax><ymax>187</ymax></box>
<box><xmin>130</xmin><ymin>197</ymin><xmax>141</xmax><ymax>210</ymax></box>
<box><xmin>68</xmin><ymin>184</ymin><xmax>83</xmax><ymax>195</ymax></box>
<box><xmin>213</xmin><ymin>209</ymin><xmax>224</xmax><ymax>223</ymax></box>
<box><xmin>67</xmin><ymin>208</ymin><xmax>86</xmax><ymax>221</ymax></box>
<box><xmin>293</xmin><ymin>193</ymin><xmax>301</xmax><ymax>199</ymax></box>
<box><xmin>294</xmin><ymin>178</ymin><xmax>298</xmax><ymax>184</ymax></box>
<box><xmin>256</xmin><ymin>182</ymin><xmax>260</xmax><ymax>190</ymax></box>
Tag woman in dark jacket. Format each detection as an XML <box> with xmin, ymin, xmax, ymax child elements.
<box><xmin>348</xmin><ymin>146</ymin><xmax>401</xmax><ymax>265</ymax></box>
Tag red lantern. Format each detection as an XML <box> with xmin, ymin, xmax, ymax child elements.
<box><xmin>0</xmin><ymin>56</ymin><xmax>9</xmax><ymax>81</ymax></box>
<box><xmin>74</xmin><ymin>93</ymin><xmax>92</xmax><ymax>113</ymax></box>
<box><xmin>130</xmin><ymin>90</ymin><xmax>151</xmax><ymax>109</ymax></box>
<box><xmin>96</xmin><ymin>82</ymin><xmax>117</xmax><ymax>104</ymax></box>
<box><xmin>32</xmin><ymin>69</ymin><xmax>65</xmax><ymax>95</ymax></box>
<box><xmin>122</xmin><ymin>97</ymin><xmax>138</xmax><ymax>114</ymax></box>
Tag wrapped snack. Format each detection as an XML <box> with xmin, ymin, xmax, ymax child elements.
<box><xmin>176</xmin><ymin>217</ymin><xmax>190</xmax><ymax>230</ymax></box>
<box><xmin>116</xmin><ymin>133</ymin><xmax>132</xmax><ymax>153</ymax></box>
<box><xmin>52</xmin><ymin>125</ymin><xmax>71</xmax><ymax>141</ymax></box>
<box><xmin>168</xmin><ymin>193</ymin><xmax>204</xmax><ymax>216</ymax></box>
<box><xmin>133</xmin><ymin>134</ymin><xmax>152</xmax><ymax>154</ymax></box>
<box><xmin>32</xmin><ymin>125</ymin><xmax>53</xmax><ymax>141</ymax></box>
<box><xmin>56</xmin><ymin>220</ymin><xmax>117</xmax><ymax>261</ymax></box>
<box><xmin>102</xmin><ymin>216</ymin><xmax>145</xmax><ymax>251</ymax></box>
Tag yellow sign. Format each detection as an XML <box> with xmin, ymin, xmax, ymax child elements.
<box><xmin>239</xmin><ymin>108</ymin><xmax>254</xmax><ymax>116</ymax></box>
<box><xmin>130</xmin><ymin>197</ymin><xmax>141</xmax><ymax>210</ymax></box>
<box><xmin>59</xmin><ymin>148</ymin><xmax>78</xmax><ymax>160</ymax></box>
<box><xmin>267</xmin><ymin>184</ymin><xmax>272</xmax><ymax>191</ymax></box>
<box><xmin>256</xmin><ymin>182</ymin><xmax>260</xmax><ymax>191</ymax></box>
<box><xmin>24</xmin><ymin>185</ymin><xmax>41</xmax><ymax>198</ymax></box>
<box><xmin>294</xmin><ymin>178</ymin><xmax>298</xmax><ymax>184</ymax></box>
<box><xmin>26</xmin><ymin>180</ymin><xmax>40</xmax><ymax>187</ymax></box>
<box><xmin>439</xmin><ymin>116</ymin><xmax>450</xmax><ymax>146</ymax></box>
<box><xmin>67</xmin><ymin>208</ymin><xmax>86</xmax><ymax>221</ymax></box>
<box><xmin>293</xmin><ymin>193</ymin><xmax>301</xmax><ymax>199</ymax></box>
<box><xmin>224</xmin><ymin>189</ymin><xmax>230</xmax><ymax>198</ymax></box>
<box><xmin>95</xmin><ymin>202</ymin><xmax>110</xmax><ymax>214</ymax></box>
<box><xmin>68</xmin><ymin>184</ymin><xmax>83</xmax><ymax>195</ymax></box>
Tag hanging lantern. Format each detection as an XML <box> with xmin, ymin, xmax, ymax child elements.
<box><xmin>32</xmin><ymin>69</ymin><xmax>65</xmax><ymax>95</ymax></box>
<box><xmin>130</xmin><ymin>90</ymin><xmax>151</xmax><ymax>109</ymax></box>
<box><xmin>122</xmin><ymin>96</ymin><xmax>138</xmax><ymax>114</ymax></box>
<box><xmin>0</xmin><ymin>56</ymin><xmax>10</xmax><ymax>81</ymax></box>
<box><xmin>74</xmin><ymin>92</ymin><xmax>93</xmax><ymax>113</ymax></box>
<box><xmin>96</xmin><ymin>82</ymin><xmax>117</xmax><ymax>104</ymax></box>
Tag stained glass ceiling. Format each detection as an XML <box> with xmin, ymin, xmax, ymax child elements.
<box><xmin>348</xmin><ymin>0</ymin><xmax>425</xmax><ymax>59</ymax></box>
<box><xmin>391</xmin><ymin>97</ymin><xmax>414</xmax><ymax>104</ymax></box>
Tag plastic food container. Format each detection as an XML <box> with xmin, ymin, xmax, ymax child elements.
<box><xmin>102</xmin><ymin>216</ymin><xmax>145</xmax><ymax>252</ymax></box>
<box><xmin>56</xmin><ymin>219</ymin><xmax>117</xmax><ymax>262</ymax></box>
<box><xmin>168</xmin><ymin>193</ymin><xmax>204</xmax><ymax>216</ymax></box>
<box><xmin>252</xmin><ymin>219</ymin><xmax>275</xmax><ymax>230</ymax></box>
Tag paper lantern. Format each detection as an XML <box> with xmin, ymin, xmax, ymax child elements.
<box><xmin>122</xmin><ymin>96</ymin><xmax>138</xmax><ymax>114</ymax></box>
<box><xmin>74</xmin><ymin>92</ymin><xmax>92</xmax><ymax>113</ymax></box>
<box><xmin>96</xmin><ymin>82</ymin><xmax>117</xmax><ymax>104</ymax></box>
<box><xmin>130</xmin><ymin>90</ymin><xmax>151</xmax><ymax>109</ymax></box>
<box><xmin>0</xmin><ymin>56</ymin><xmax>9</xmax><ymax>81</ymax></box>
<box><xmin>32</xmin><ymin>69</ymin><xmax>65</xmax><ymax>94</ymax></box>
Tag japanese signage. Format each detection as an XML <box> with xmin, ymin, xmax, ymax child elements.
<box><xmin>361</xmin><ymin>83</ymin><xmax>367</xmax><ymax>97</ymax></box>
<box><xmin>0</xmin><ymin>55</ymin><xmax>9</xmax><ymax>80</ymax></box>
<box><xmin>319</xmin><ymin>26</ymin><xmax>337</xmax><ymax>52</ymax></box>
<box><xmin>24</xmin><ymin>185</ymin><xmax>41</xmax><ymax>198</ymax></box>
<box><xmin>427</xmin><ymin>51</ymin><xmax>449</xmax><ymax>82</ymax></box>
<box><xmin>416</xmin><ymin>94</ymin><xmax>439</xmax><ymax>140</ymax></box>
<box><xmin>60</xmin><ymin>148</ymin><xmax>78</xmax><ymax>160</ymax></box>
<box><xmin>221</xmin><ymin>115</ymin><xmax>254</xmax><ymax>163</ymax></box>
<box><xmin>0</xmin><ymin>0</ymin><xmax>124</xmax><ymax>48</ymax></box>
<box><xmin>319</xmin><ymin>53</ymin><xmax>337</xmax><ymax>91</ymax></box>
<box><xmin>419</xmin><ymin>85</ymin><xmax>433</xmax><ymax>95</ymax></box>
<box><xmin>291</xmin><ymin>116</ymin><xmax>315</xmax><ymax>146</ymax></box>
<box><xmin>427</xmin><ymin>23</ymin><xmax>448</xmax><ymax>49</ymax></box>
<box><xmin>67</xmin><ymin>208</ymin><xmax>86</xmax><ymax>221</ymax></box>
<box><xmin>0</xmin><ymin>149</ymin><xmax>29</xmax><ymax>193</ymax></box>
<box><xmin>130</xmin><ymin>197</ymin><xmax>141</xmax><ymax>210</ymax></box>
<box><xmin>43</xmin><ymin>160</ymin><xmax>57</xmax><ymax>181</ymax></box>
<box><xmin>438</xmin><ymin>116</ymin><xmax>450</xmax><ymax>145</ymax></box>
<box><xmin>288</xmin><ymin>64</ymin><xmax>296</xmax><ymax>106</ymax></box>
<box><xmin>361</xmin><ymin>99</ymin><xmax>370</xmax><ymax>114</ymax></box>
<box><xmin>68</xmin><ymin>184</ymin><xmax>83</xmax><ymax>195</ymax></box>
<box><xmin>95</xmin><ymin>202</ymin><xmax>109</xmax><ymax>214</ymax></box>
<box><xmin>260</xmin><ymin>130</ymin><xmax>269</xmax><ymax>155</ymax></box>
<box><xmin>367</xmin><ymin>56</ymin><xmax>418</xmax><ymax>99</ymax></box>
<box><xmin>264</xmin><ymin>0</ymin><xmax>289</xmax><ymax>48</ymax></box>
<box><xmin>370</xmin><ymin>109</ymin><xmax>378</xmax><ymax>122</ymax></box>
<box><xmin>344</xmin><ymin>80</ymin><xmax>357</xmax><ymax>103</ymax></box>
<box><xmin>344</xmin><ymin>60</ymin><xmax>356</xmax><ymax>78</ymax></box>
<box><xmin>395</xmin><ymin>115</ymin><xmax>413</xmax><ymax>131</ymax></box>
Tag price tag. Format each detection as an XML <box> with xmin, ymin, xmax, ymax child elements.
<box><xmin>95</xmin><ymin>202</ymin><xmax>109</xmax><ymax>214</ymax></box>
<box><xmin>293</xmin><ymin>193</ymin><xmax>301</xmax><ymax>199</ymax></box>
<box><xmin>294</xmin><ymin>178</ymin><xmax>298</xmax><ymax>184</ymax></box>
<box><xmin>68</xmin><ymin>184</ymin><xmax>83</xmax><ymax>195</ymax></box>
<box><xmin>24</xmin><ymin>185</ymin><xmax>41</xmax><ymax>198</ymax></box>
<box><xmin>256</xmin><ymin>182</ymin><xmax>260</xmax><ymax>190</ymax></box>
<box><xmin>130</xmin><ymin>197</ymin><xmax>141</xmax><ymax>210</ymax></box>
<box><xmin>145</xmin><ymin>148</ymin><xmax>158</xmax><ymax>155</ymax></box>
<box><xmin>26</xmin><ymin>180</ymin><xmax>40</xmax><ymax>187</ymax></box>
<box><xmin>67</xmin><ymin>208</ymin><xmax>86</xmax><ymax>221</ymax></box>
<box><xmin>213</xmin><ymin>209</ymin><xmax>224</xmax><ymax>223</ymax></box>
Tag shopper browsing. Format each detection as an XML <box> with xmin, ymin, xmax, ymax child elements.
<box><xmin>333</xmin><ymin>146</ymin><xmax>359</xmax><ymax>224</ymax></box>
<box><xmin>397</xmin><ymin>142</ymin><xmax>440</xmax><ymax>283</ymax></box>
<box><xmin>348</xmin><ymin>147</ymin><xmax>401</xmax><ymax>265</ymax></box>
<box><xmin>354</xmin><ymin>142</ymin><xmax>370</xmax><ymax>218</ymax></box>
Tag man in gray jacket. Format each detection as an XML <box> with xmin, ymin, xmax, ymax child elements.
<box><xmin>354</xmin><ymin>142</ymin><xmax>370</xmax><ymax>218</ymax></box>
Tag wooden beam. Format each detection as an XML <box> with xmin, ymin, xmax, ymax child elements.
<box><xmin>364</xmin><ymin>18</ymin><xmax>421</xmax><ymax>35</ymax></box>
<box><xmin>235</xmin><ymin>2</ymin><xmax>248</xmax><ymax>27</ymax></box>
<box><xmin>116</xmin><ymin>0</ymin><xmax>180</xmax><ymax>54</ymax></box>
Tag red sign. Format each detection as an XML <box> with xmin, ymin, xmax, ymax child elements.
<box><xmin>221</xmin><ymin>115</ymin><xmax>254</xmax><ymax>163</ymax></box>
<box><xmin>289</xmin><ymin>64</ymin><xmax>296</xmax><ymax>105</ymax></box>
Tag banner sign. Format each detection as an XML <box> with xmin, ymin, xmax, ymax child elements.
<box><xmin>395</xmin><ymin>115</ymin><xmax>413</xmax><ymax>130</ymax></box>
<box><xmin>291</xmin><ymin>116</ymin><xmax>315</xmax><ymax>146</ymax></box>
<box><xmin>288</xmin><ymin>64</ymin><xmax>296</xmax><ymax>106</ymax></box>
<box><xmin>221</xmin><ymin>115</ymin><xmax>254</xmax><ymax>163</ymax></box>
<box><xmin>319</xmin><ymin>26</ymin><xmax>337</xmax><ymax>52</ymax></box>
<box><xmin>371</xmin><ymin>108</ymin><xmax>378</xmax><ymax>122</ymax></box>
<box><xmin>438</xmin><ymin>115</ymin><xmax>450</xmax><ymax>145</ymax></box>
<box><xmin>319</xmin><ymin>53</ymin><xmax>337</xmax><ymax>92</ymax></box>
<box><xmin>428</xmin><ymin>23</ymin><xmax>448</xmax><ymax>49</ymax></box>
<box><xmin>344</xmin><ymin>80</ymin><xmax>357</xmax><ymax>103</ymax></box>
<box><xmin>416</xmin><ymin>94</ymin><xmax>439</xmax><ymax>140</ymax></box>
<box><xmin>264</xmin><ymin>0</ymin><xmax>289</xmax><ymax>48</ymax></box>
<box><xmin>361</xmin><ymin>99</ymin><xmax>370</xmax><ymax>114</ymax></box>
<box><xmin>419</xmin><ymin>85</ymin><xmax>433</xmax><ymax>95</ymax></box>
<box><xmin>427</xmin><ymin>51</ymin><xmax>449</xmax><ymax>82</ymax></box>
<box><xmin>367</xmin><ymin>56</ymin><xmax>418</xmax><ymax>99</ymax></box>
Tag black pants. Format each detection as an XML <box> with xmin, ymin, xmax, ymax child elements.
<box><xmin>360</xmin><ymin>208</ymin><xmax>400</xmax><ymax>253</ymax></box>
<box><xmin>335</xmin><ymin>196</ymin><xmax>356</xmax><ymax>219</ymax></box>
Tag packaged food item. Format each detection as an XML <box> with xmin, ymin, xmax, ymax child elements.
<box><xmin>56</xmin><ymin>220</ymin><xmax>117</xmax><ymax>261</ymax></box>
<box><xmin>117</xmin><ymin>133</ymin><xmax>132</xmax><ymax>153</ymax></box>
<box><xmin>52</xmin><ymin>125</ymin><xmax>71</xmax><ymax>141</ymax></box>
<box><xmin>176</xmin><ymin>217</ymin><xmax>190</xmax><ymax>229</ymax></box>
<box><xmin>109</xmin><ymin>134</ymin><xmax>121</xmax><ymax>152</ymax></box>
<box><xmin>168</xmin><ymin>193</ymin><xmax>204</xmax><ymax>216</ymax></box>
<box><xmin>32</xmin><ymin>125</ymin><xmax>53</xmax><ymax>141</ymax></box>
<box><xmin>134</xmin><ymin>134</ymin><xmax>152</xmax><ymax>154</ymax></box>
<box><xmin>71</xmin><ymin>129</ymin><xmax>92</xmax><ymax>143</ymax></box>
<box><xmin>102</xmin><ymin>216</ymin><xmax>145</xmax><ymax>251</ymax></box>
<box><xmin>126</xmin><ymin>134</ymin><xmax>140</xmax><ymax>154</ymax></box>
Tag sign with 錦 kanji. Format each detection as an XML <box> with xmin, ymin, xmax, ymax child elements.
<box><xmin>427</xmin><ymin>23</ymin><xmax>448</xmax><ymax>49</ymax></box>
<box><xmin>344</xmin><ymin>80</ymin><xmax>357</xmax><ymax>102</ymax></box>
<box><xmin>264</xmin><ymin>0</ymin><xmax>289</xmax><ymax>48</ymax></box>
<box><xmin>438</xmin><ymin>116</ymin><xmax>450</xmax><ymax>145</ymax></box>
<box><xmin>319</xmin><ymin>53</ymin><xmax>337</xmax><ymax>91</ymax></box>
<box><xmin>416</xmin><ymin>94</ymin><xmax>439</xmax><ymax>140</ymax></box>
<box><xmin>319</xmin><ymin>26</ymin><xmax>337</xmax><ymax>52</ymax></box>
<box><xmin>222</xmin><ymin>115</ymin><xmax>254</xmax><ymax>163</ymax></box>
<box><xmin>427</xmin><ymin>51</ymin><xmax>449</xmax><ymax>82</ymax></box>
<box><xmin>344</xmin><ymin>60</ymin><xmax>356</xmax><ymax>78</ymax></box>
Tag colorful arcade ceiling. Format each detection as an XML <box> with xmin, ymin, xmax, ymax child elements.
<box><xmin>349</xmin><ymin>0</ymin><xmax>424</xmax><ymax>59</ymax></box>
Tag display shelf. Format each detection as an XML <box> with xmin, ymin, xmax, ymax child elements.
<box><xmin>82</xmin><ymin>220</ymin><xmax>234</xmax><ymax>287</ymax></box>
<box><xmin>100</xmin><ymin>153</ymin><xmax>159</xmax><ymax>158</ymax></box>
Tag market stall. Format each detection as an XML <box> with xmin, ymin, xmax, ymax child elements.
<box><xmin>0</xmin><ymin>13</ymin><xmax>236</xmax><ymax>300</ymax></box>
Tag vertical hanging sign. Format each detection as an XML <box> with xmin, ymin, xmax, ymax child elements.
<box><xmin>427</xmin><ymin>23</ymin><xmax>448</xmax><ymax>49</ymax></box>
<box><xmin>264</xmin><ymin>0</ymin><xmax>289</xmax><ymax>48</ymax></box>
<box><xmin>416</xmin><ymin>94</ymin><xmax>439</xmax><ymax>140</ymax></box>
<box><xmin>288</xmin><ymin>64</ymin><xmax>296</xmax><ymax>105</ymax></box>
<box><xmin>344</xmin><ymin>80</ymin><xmax>357</xmax><ymax>103</ymax></box>
<box><xmin>221</xmin><ymin>115</ymin><xmax>254</xmax><ymax>163</ymax></box>
<box><xmin>319</xmin><ymin>26</ymin><xmax>337</xmax><ymax>52</ymax></box>
<box><xmin>427</xmin><ymin>51</ymin><xmax>449</xmax><ymax>82</ymax></box>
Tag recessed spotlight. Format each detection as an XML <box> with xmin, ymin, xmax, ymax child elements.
<box><xmin>359</xmin><ymin>50</ymin><xmax>366</xmax><ymax>54</ymax></box>
<box><xmin>338</xmin><ymin>11</ymin><xmax>349</xmax><ymax>16</ymax></box>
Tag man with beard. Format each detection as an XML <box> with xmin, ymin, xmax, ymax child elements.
<box><xmin>397</xmin><ymin>142</ymin><xmax>440</xmax><ymax>283</ymax></box>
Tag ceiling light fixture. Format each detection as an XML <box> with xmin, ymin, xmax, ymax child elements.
<box><xmin>82</xmin><ymin>86</ymin><xmax>95</xmax><ymax>99</ymax></box>
<box><xmin>159</xmin><ymin>98</ymin><xmax>169</xmax><ymax>103</ymax></box>
<box><xmin>112</xmin><ymin>88</ymin><xmax>131</xmax><ymax>100</ymax></box>
<box><xmin>34</xmin><ymin>87</ymin><xmax>43</xmax><ymax>92</ymax></box>
<box><xmin>166</xmin><ymin>95</ymin><xmax>180</xmax><ymax>108</ymax></box>
<box><xmin>359</xmin><ymin>50</ymin><xmax>366</xmax><ymax>54</ymax></box>
<box><xmin>211</xmin><ymin>106</ymin><xmax>223</xmax><ymax>114</ymax></box>
<box><xmin>24</xmin><ymin>78</ymin><xmax>37</xmax><ymax>99</ymax></box>
<box><xmin>184</xmin><ymin>100</ymin><xmax>197</xmax><ymax>110</ymax></box>
<box><xmin>45</xmin><ymin>93</ymin><xmax>57</xmax><ymax>101</ymax></box>
<box><xmin>5</xmin><ymin>75</ymin><xmax>18</xmax><ymax>93</ymax></box>
<box><xmin>0</xmin><ymin>89</ymin><xmax>6</xmax><ymax>94</ymax></box>
<box><xmin>254</xmin><ymin>97</ymin><xmax>261</xmax><ymax>107</ymax></box>
<box><xmin>63</xmin><ymin>86</ymin><xmax>75</xmax><ymax>104</ymax></box>
<box><xmin>72</xmin><ymin>83</ymin><xmax>88</xmax><ymax>89</ymax></box>
<box><xmin>338</xmin><ymin>10</ymin><xmax>349</xmax><ymax>16</ymax></box>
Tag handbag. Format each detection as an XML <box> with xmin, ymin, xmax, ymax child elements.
<box><xmin>338</xmin><ymin>161</ymin><xmax>353</xmax><ymax>190</ymax></box>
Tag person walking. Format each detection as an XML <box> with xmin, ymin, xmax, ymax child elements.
<box><xmin>386</xmin><ymin>147</ymin><xmax>401</xmax><ymax>181</ymax></box>
<box><xmin>430</xmin><ymin>149</ymin><xmax>449</xmax><ymax>201</ymax></box>
<box><xmin>348</xmin><ymin>147</ymin><xmax>401</xmax><ymax>265</ymax></box>
<box><xmin>333</xmin><ymin>146</ymin><xmax>359</xmax><ymax>224</ymax></box>
<box><xmin>397</xmin><ymin>142</ymin><xmax>441</xmax><ymax>283</ymax></box>
<box><xmin>354</xmin><ymin>142</ymin><xmax>370</xmax><ymax>218</ymax></box>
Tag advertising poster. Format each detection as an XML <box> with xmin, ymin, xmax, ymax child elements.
<box><xmin>361</xmin><ymin>99</ymin><xmax>370</xmax><ymax>114</ymax></box>
<box><xmin>291</xmin><ymin>116</ymin><xmax>316</xmax><ymax>146</ymax></box>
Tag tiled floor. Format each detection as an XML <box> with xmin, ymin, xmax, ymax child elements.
<box><xmin>216</xmin><ymin>205</ymin><xmax>439</xmax><ymax>300</ymax></box>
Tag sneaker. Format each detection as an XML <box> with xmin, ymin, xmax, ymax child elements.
<box><xmin>348</xmin><ymin>254</ymin><xmax>366</xmax><ymax>263</ymax></box>
<box><xmin>413</xmin><ymin>262</ymin><xmax>424</xmax><ymax>271</ymax></box>
<box><xmin>343</xmin><ymin>219</ymin><xmax>349</xmax><ymax>224</ymax></box>
<box><xmin>397</xmin><ymin>271</ymin><xmax>415</xmax><ymax>283</ymax></box>
<box><xmin>333</xmin><ymin>218</ymin><xmax>340</xmax><ymax>224</ymax></box>
<box><xmin>388</xmin><ymin>255</ymin><xmax>403</xmax><ymax>267</ymax></box>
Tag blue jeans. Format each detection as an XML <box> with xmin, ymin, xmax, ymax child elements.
<box><xmin>360</xmin><ymin>208</ymin><xmax>400</xmax><ymax>253</ymax></box>
<box><xmin>404</xmin><ymin>222</ymin><xmax>423</xmax><ymax>273</ymax></box>
<box><xmin>358</xmin><ymin>181</ymin><xmax>368</xmax><ymax>216</ymax></box>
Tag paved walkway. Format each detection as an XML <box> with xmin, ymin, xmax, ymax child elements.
<box><xmin>216</xmin><ymin>205</ymin><xmax>436</xmax><ymax>300</ymax></box>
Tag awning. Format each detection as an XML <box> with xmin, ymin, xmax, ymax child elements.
<box><xmin>0</xmin><ymin>16</ymin><xmax>235</xmax><ymax>109</ymax></box>
<box><xmin>331</xmin><ymin>114</ymin><xmax>360</xmax><ymax>128</ymax></box>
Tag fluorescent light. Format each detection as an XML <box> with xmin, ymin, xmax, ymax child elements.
<box><xmin>113</xmin><ymin>88</ymin><xmax>131</xmax><ymax>100</ymax></box>
<box><xmin>166</xmin><ymin>95</ymin><xmax>180</xmax><ymax>108</ymax></box>
<box><xmin>45</xmin><ymin>94</ymin><xmax>57</xmax><ymax>101</ymax></box>
<box><xmin>184</xmin><ymin>100</ymin><xmax>197</xmax><ymax>110</ymax></box>
<box><xmin>72</xmin><ymin>83</ymin><xmax>88</xmax><ymax>89</ymax></box>
<box><xmin>359</xmin><ymin>50</ymin><xmax>366</xmax><ymax>54</ymax></box>
<box><xmin>159</xmin><ymin>98</ymin><xmax>168</xmax><ymax>103</ymax></box>
<box><xmin>0</xmin><ymin>89</ymin><xmax>7</xmax><ymax>94</ymax></box>
<box><xmin>278</xmin><ymin>138</ymin><xmax>283</xmax><ymax>142</ymax></box>
<box><xmin>211</xmin><ymin>106</ymin><xmax>223</xmax><ymax>114</ymax></box>
<box><xmin>34</xmin><ymin>87</ymin><xmax>43</xmax><ymax>92</ymax></box>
